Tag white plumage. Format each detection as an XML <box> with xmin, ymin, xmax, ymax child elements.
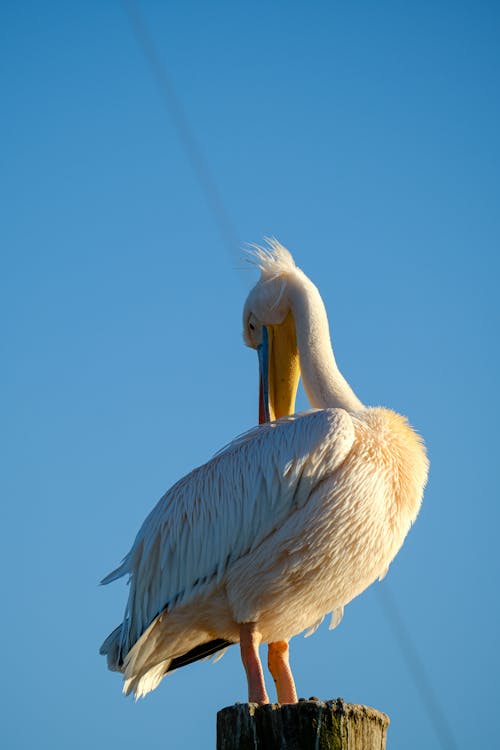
<box><xmin>101</xmin><ymin>240</ymin><xmax>428</xmax><ymax>701</ymax></box>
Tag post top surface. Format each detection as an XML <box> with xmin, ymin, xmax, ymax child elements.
<box><xmin>218</xmin><ymin>698</ymin><xmax>390</xmax><ymax>728</ymax></box>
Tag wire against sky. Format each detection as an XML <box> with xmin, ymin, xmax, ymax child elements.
<box><xmin>122</xmin><ymin>4</ymin><xmax>455</xmax><ymax>748</ymax></box>
<box><xmin>122</xmin><ymin>0</ymin><xmax>241</xmax><ymax>261</ymax></box>
<box><xmin>377</xmin><ymin>583</ymin><xmax>459</xmax><ymax>750</ymax></box>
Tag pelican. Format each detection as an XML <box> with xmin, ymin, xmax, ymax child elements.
<box><xmin>100</xmin><ymin>240</ymin><xmax>428</xmax><ymax>704</ymax></box>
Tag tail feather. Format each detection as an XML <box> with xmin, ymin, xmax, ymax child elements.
<box><xmin>123</xmin><ymin>638</ymin><xmax>234</xmax><ymax>699</ymax></box>
<box><xmin>99</xmin><ymin>625</ymin><xmax>124</xmax><ymax>672</ymax></box>
<box><xmin>101</xmin><ymin>612</ymin><xmax>235</xmax><ymax>698</ymax></box>
<box><xmin>124</xmin><ymin>661</ymin><xmax>169</xmax><ymax>699</ymax></box>
<box><xmin>123</xmin><ymin>616</ymin><xmax>166</xmax><ymax>678</ymax></box>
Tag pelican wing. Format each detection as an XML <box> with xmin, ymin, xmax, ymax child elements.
<box><xmin>102</xmin><ymin>408</ymin><xmax>354</xmax><ymax>658</ymax></box>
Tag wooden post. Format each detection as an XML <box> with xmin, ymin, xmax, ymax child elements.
<box><xmin>217</xmin><ymin>698</ymin><xmax>389</xmax><ymax>750</ymax></box>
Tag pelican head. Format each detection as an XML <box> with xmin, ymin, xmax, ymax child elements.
<box><xmin>243</xmin><ymin>240</ymin><xmax>300</xmax><ymax>423</ymax></box>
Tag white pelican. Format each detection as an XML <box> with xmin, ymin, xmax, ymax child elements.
<box><xmin>100</xmin><ymin>240</ymin><xmax>428</xmax><ymax>704</ymax></box>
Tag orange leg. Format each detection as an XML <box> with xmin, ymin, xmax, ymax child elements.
<box><xmin>268</xmin><ymin>640</ymin><xmax>298</xmax><ymax>704</ymax></box>
<box><xmin>239</xmin><ymin>622</ymin><xmax>269</xmax><ymax>705</ymax></box>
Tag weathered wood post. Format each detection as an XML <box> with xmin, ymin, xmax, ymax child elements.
<box><xmin>217</xmin><ymin>698</ymin><xmax>389</xmax><ymax>749</ymax></box>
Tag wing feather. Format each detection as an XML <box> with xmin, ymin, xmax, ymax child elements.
<box><xmin>101</xmin><ymin>408</ymin><xmax>354</xmax><ymax>659</ymax></box>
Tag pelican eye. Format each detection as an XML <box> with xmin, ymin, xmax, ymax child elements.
<box><xmin>249</xmin><ymin>323</ymin><xmax>255</xmax><ymax>331</ymax></box>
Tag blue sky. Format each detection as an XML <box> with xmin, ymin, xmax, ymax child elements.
<box><xmin>2</xmin><ymin>1</ymin><xmax>499</xmax><ymax>748</ymax></box>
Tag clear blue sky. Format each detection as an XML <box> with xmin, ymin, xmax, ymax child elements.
<box><xmin>2</xmin><ymin>1</ymin><xmax>498</xmax><ymax>748</ymax></box>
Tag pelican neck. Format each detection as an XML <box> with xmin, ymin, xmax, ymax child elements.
<box><xmin>287</xmin><ymin>269</ymin><xmax>364</xmax><ymax>412</ymax></box>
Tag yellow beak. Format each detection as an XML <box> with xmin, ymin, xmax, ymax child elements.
<box><xmin>258</xmin><ymin>310</ymin><xmax>300</xmax><ymax>423</ymax></box>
